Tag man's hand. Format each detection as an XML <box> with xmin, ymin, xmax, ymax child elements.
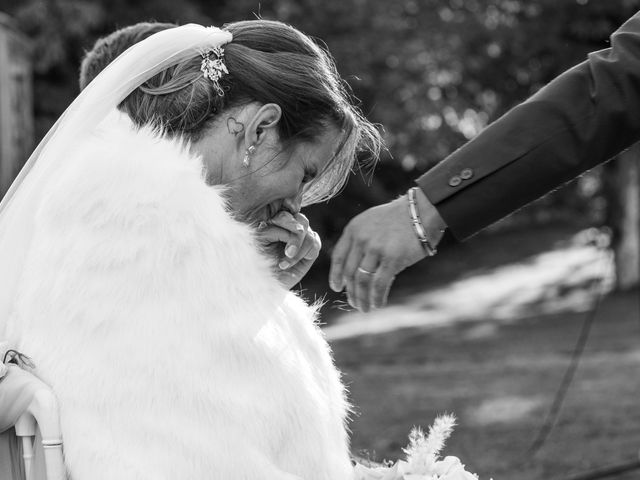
<box><xmin>329</xmin><ymin>188</ymin><xmax>446</xmax><ymax>312</ymax></box>
<box><xmin>257</xmin><ymin>211</ymin><xmax>321</xmax><ymax>289</ymax></box>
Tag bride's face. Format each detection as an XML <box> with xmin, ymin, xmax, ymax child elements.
<box><xmin>227</xmin><ymin>125</ymin><xmax>341</xmax><ymax>224</ymax></box>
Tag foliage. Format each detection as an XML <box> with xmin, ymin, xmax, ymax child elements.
<box><xmin>2</xmin><ymin>0</ymin><xmax>640</xmax><ymax>257</ymax></box>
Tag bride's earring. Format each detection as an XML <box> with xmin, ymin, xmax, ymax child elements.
<box><xmin>243</xmin><ymin>145</ymin><xmax>256</xmax><ymax>168</ymax></box>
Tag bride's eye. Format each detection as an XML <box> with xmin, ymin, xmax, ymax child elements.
<box><xmin>302</xmin><ymin>167</ymin><xmax>317</xmax><ymax>184</ymax></box>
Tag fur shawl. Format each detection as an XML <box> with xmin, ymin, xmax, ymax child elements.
<box><xmin>6</xmin><ymin>112</ymin><xmax>353</xmax><ymax>480</ymax></box>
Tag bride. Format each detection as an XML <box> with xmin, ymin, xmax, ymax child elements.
<box><xmin>0</xmin><ymin>20</ymin><xmax>380</xmax><ymax>479</ymax></box>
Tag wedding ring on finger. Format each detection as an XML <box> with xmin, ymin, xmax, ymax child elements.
<box><xmin>357</xmin><ymin>267</ymin><xmax>375</xmax><ymax>276</ymax></box>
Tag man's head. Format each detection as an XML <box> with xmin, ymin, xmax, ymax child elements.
<box><xmin>79</xmin><ymin>22</ymin><xmax>176</xmax><ymax>90</ymax></box>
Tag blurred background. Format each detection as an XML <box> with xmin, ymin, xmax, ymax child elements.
<box><xmin>1</xmin><ymin>0</ymin><xmax>639</xmax><ymax>478</ymax></box>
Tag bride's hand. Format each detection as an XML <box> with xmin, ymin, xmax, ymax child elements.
<box><xmin>257</xmin><ymin>211</ymin><xmax>321</xmax><ymax>289</ymax></box>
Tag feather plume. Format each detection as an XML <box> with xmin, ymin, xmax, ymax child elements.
<box><xmin>403</xmin><ymin>414</ymin><xmax>457</xmax><ymax>475</ymax></box>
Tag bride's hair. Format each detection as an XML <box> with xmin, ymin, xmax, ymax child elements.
<box><xmin>79</xmin><ymin>20</ymin><xmax>381</xmax><ymax>205</ymax></box>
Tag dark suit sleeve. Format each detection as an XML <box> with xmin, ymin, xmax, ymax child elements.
<box><xmin>416</xmin><ymin>11</ymin><xmax>640</xmax><ymax>240</ymax></box>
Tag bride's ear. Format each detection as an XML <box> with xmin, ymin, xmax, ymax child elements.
<box><xmin>244</xmin><ymin>103</ymin><xmax>282</xmax><ymax>149</ymax></box>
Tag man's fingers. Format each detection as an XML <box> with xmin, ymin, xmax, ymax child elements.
<box><xmin>370</xmin><ymin>261</ymin><xmax>397</xmax><ymax>309</ymax></box>
<box><xmin>354</xmin><ymin>253</ymin><xmax>380</xmax><ymax>313</ymax></box>
<box><xmin>341</xmin><ymin>243</ymin><xmax>364</xmax><ymax>309</ymax></box>
<box><xmin>329</xmin><ymin>230</ymin><xmax>352</xmax><ymax>292</ymax></box>
<box><xmin>329</xmin><ymin>193</ymin><xmax>445</xmax><ymax>311</ymax></box>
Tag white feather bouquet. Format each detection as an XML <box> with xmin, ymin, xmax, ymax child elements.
<box><xmin>353</xmin><ymin>414</ymin><xmax>480</xmax><ymax>480</ymax></box>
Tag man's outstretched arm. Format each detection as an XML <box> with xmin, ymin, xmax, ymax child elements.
<box><xmin>331</xmin><ymin>11</ymin><xmax>640</xmax><ymax>311</ymax></box>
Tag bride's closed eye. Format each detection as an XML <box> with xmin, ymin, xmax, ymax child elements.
<box><xmin>302</xmin><ymin>167</ymin><xmax>318</xmax><ymax>184</ymax></box>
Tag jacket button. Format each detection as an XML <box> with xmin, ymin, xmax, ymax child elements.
<box><xmin>448</xmin><ymin>175</ymin><xmax>462</xmax><ymax>187</ymax></box>
<box><xmin>460</xmin><ymin>168</ymin><xmax>474</xmax><ymax>180</ymax></box>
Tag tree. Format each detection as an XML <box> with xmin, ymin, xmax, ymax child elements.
<box><xmin>0</xmin><ymin>13</ymin><xmax>33</xmax><ymax>196</ymax></box>
<box><xmin>2</xmin><ymin>0</ymin><xmax>640</xmax><ymax>286</ymax></box>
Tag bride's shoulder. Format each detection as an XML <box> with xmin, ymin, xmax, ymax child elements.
<box><xmin>30</xmin><ymin>110</ymin><xmax>270</xmax><ymax>278</ymax></box>
<box><xmin>38</xmin><ymin>110</ymin><xmax>228</xmax><ymax>233</ymax></box>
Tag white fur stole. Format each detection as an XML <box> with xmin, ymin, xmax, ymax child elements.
<box><xmin>6</xmin><ymin>112</ymin><xmax>353</xmax><ymax>480</ymax></box>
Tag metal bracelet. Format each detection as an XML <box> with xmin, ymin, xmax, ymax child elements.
<box><xmin>407</xmin><ymin>187</ymin><xmax>437</xmax><ymax>256</ymax></box>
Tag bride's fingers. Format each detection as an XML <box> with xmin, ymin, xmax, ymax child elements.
<box><xmin>270</xmin><ymin>210</ymin><xmax>305</xmax><ymax>229</ymax></box>
<box><xmin>256</xmin><ymin>224</ymin><xmax>295</xmax><ymax>243</ymax></box>
<box><xmin>282</xmin><ymin>229</ymin><xmax>321</xmax><ymax>269</ymax></box>
<box><xmin>279</xmin><ymin>256</ymin><xmax>314</xmax><ymax>288</ymax></box>
<box><xmin>268</xmin><ymin>211</ymin><xmax>306</xmax><ymax>258</ymax></box>
<box><xmin>256</xmin><ymin>224</ymin><xmax>300</xmax><ymax>257</ymax></box>
<box><xmin>257</xmin><ymin>224</ymin><xmax>319</xmax><ymax>277</ymax></box>
<box><xmin>305</xmin><ymin>230</ymin><xmax>321</xmax><ymax>259</ymax></box>
<box><xmin>275</xmin><ymin>235</ymin><xmax>317</xmax><ymax>288</ymax></box>
<box><xmin>292</xmin><ymin>212</ymin><xmax>310</xmax><ymax>230</ymax></box>
<box><xmin>285</xmin><ymin>212</ymin><xmax>311</xmax><ymax>260</ymax></box>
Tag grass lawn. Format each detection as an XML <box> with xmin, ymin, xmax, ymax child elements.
<box><xmin>315</xmin><ymin>223</ymin><xmax>640</xmax><ymax>479</ymax></box>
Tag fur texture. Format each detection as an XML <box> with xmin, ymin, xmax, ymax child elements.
<box><xmin>6</xmin><ymin>112</ymin><xmax>353</xmax><ymax>480</ymax></box>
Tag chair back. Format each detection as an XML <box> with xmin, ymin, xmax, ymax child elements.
<box><xmin>3</xmin><ymin>367</ymin><xmax>65</xmax><ymax>480</ymax></box>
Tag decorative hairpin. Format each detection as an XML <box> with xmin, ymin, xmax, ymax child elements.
<box><xmin>200</xmin><ymin>46</ymin><xmax>229</xmax><ymax>97</ymax></box>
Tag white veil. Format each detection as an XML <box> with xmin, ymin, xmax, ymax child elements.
<box><xmin>0</xmin><ymin>24</ymin><xmax>232</xmax><ymax>331</ymax></box>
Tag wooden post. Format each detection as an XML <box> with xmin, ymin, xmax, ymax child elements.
<box><xmin>606</xmin><ymin>143</ymin><xmax>640</xmax><ymax>291</ymax></box>
<box><xmin>0</xmin><ymin>13</ymin><xmax>33</xmax><ymax>199</ymax></box>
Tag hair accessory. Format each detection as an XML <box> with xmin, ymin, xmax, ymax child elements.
<box><xmin>407</xmin><ymin>187</ymin><xmax>437</xmax><ymax>256</ymax></box>
<box><xmin>200</xmin><ymin>46</ymin><xmax>229</xmax><ymax>96</ymax></box>
<box><xmin>243</xmin><ymin>145</ymin><xmax>256</xmax><ymax>168</ymax></box>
